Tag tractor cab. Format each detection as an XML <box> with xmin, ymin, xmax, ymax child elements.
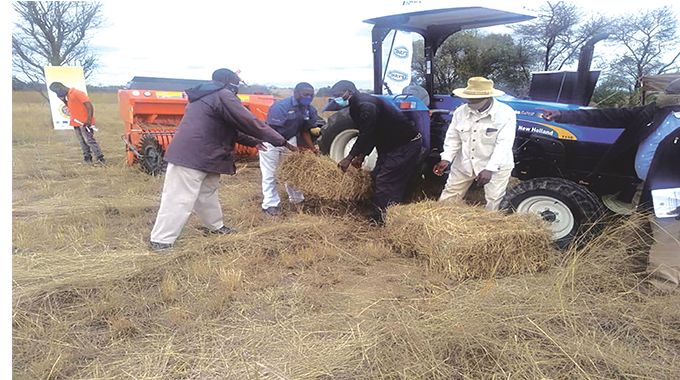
<box><xmin>364</xmin><ymin>6</ymin><xmax>536</xmax><ymax>173</ymax></box>
<box><xmin>318</xmin><ymin>7</ymin><xmax>535</xmax><ymax>172</ymax></box>
<box><xmin>363</xmin><ymin>7</ymin><xmax>534</xmax><ymax>105</ymax></box>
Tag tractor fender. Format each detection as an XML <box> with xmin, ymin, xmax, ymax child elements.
<box><xmin>517</xmin><ymin>133</ymin><xmax>567</xmax><ymax>167</ymax></box>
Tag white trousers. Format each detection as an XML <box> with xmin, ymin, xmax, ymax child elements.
<box><xmin>439</xmin><ymin>167</ymin><xmax>513</xmax><ymax>211</ymax></box>
<box><xmin>259</xmin><ymin>137</ymin><xmax>304</xmax><ymax>210</ymax></box>
<box><xmin>648</xmin><ymin>217</ymin><xmax>680</xmax><ymax>291</ymax></box>
<box><xmin>150</xmin><ymin>163</ymin><xmax>224</xmax><ymax>244</ymax></box>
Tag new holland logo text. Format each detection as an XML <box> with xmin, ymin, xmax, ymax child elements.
<box><xmin>392</xmin><ymin>46</ymin><xmax>410</xmax><ymax>59</ymax></box>
<box><xmin>387</xmin><ymin>70</ymin><xmax>409</xmax><ymax>82</ymax></box>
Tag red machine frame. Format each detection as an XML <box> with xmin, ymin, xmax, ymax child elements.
<box><xmin>119</xmin><ymin>89</ymin><xmax>276</xmax><ymax>175</ymax></box>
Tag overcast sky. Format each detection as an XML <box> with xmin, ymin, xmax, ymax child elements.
<box><xmin>12</xmin><ymin>0</ymin><xmax>680</xmax><ymax>89</ymax></box>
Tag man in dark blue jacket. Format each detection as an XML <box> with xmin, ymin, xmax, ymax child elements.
<box><xmin>540</xmin><ymin>78</ymin><xmax>680</xmax><ymax>293</ymax></box>
<box><xmin>149</xmin><ymin>68</ymin><xmax>294</xmax><ymax>252</ymax></box>
<box><xmin>260</xmin><ymin>82</ymin><xmax>320</xmax><ymax>216</ymax></box>
<box><xmin>330</xmin><ymin>80</ymin><xmax>423</xmax><ymax>225</ymax></box>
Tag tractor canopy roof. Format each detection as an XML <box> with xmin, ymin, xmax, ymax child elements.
<box><xmin>362</xmin><ymin>6</ymin><xmax>535</xmax><ymax>99</ymax></box>
<box><xmin>363</xmin><ymin>6</ymin><xmax>534</xmax><ymax>38</ymax></box>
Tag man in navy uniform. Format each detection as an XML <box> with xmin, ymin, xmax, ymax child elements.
<box><xmin>260</xmin><ymin>82</ymin><xmax>320</xmax><ymax>216</ymax></box>
<box><xmin>329</xmin><ymin>80</ymin><xmax>423</xmax><ymax>225</ymax></box>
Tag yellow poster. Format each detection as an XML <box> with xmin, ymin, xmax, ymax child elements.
<box><xmin>44</xmin><ymin>66</ymin><xmax>87</xmax><ymax>130</ymax></box>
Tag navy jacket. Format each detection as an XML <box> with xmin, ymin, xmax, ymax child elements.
<box><xmin>164</xmin><ymin>82</ymin><xmax>286</xmax><ymax>174</ymax></box>
<box><xmin>348</xmin><ymin>92</ymin><xmax>419</xmax><ymax>157</ymax></box>
<box><xmin>265</xmin><ymin>96</ymin><xmax>318</xmax><ymax>140</ymax></box>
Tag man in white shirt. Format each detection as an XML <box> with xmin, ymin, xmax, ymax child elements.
<box><xmin>433</xmin><ymin>77</ymin><xmax>516</xmax><ymax>211</ymax></box>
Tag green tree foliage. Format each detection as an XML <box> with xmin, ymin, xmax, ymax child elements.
<box><xmin>12</xmin><ymin>1</ymin><xmax>105</xmax><ymax>87</ymax></box>
<box><xmin>590</xmin><ymin>74</ymin><xmax>631</xmax><ymax>108</ymax></box>
<box><xmin>411</xmin><ymin>31</ymin><xmax>538</xmax><ymax>96</ymax></box>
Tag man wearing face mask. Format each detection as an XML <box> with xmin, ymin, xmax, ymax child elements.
<box><xmin>433</xmin><ymin>77</ymin><xmax>516</xmax><ymax>211</ymax></box>
<box><xmin>329</xmin><ymin>80</ymin><xmax>423</xmax><ymax>226</ymax></box>
<box><xmin>260</xmin><ymin>82</ymin><xmax>320</xmax><ymax>216</ymax></box>
<box><xmin>49</xmin><ymin>82</ymin><xmax>106</xmax><ymax>164</ymax></box>
<box><xmin>539</xmin><ymin>78</ymin><xmax>680</xmax><ymax>294</ymax></box>
<box><xmin>149</xmin><ymin>68</ymin><xmax>294</xmax><ymax>252</ymax></box>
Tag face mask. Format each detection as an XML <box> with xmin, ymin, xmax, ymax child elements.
<box><xmin>299</xmin><ymin>96</ymin><xmax>313</xmax><ymax>106</ymax></box>
<box><xmin>334</xmin><ymin>96</ymin><xmax>349</xmax><ymax>108</ymax></box>
<box><xmin>466</xmin><ymin>98</ymin><xmax>492</xmax><ymax>112</ymax></box>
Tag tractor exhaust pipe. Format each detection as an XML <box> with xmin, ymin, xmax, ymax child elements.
<box><xmin>575</xmin><ymin>33</ymin><xmax>609</xmax><ymax>106</ymax></box>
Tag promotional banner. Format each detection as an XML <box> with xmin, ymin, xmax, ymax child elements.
<box><xmin>381</xmin><ymin>30</ymin><xmax>413</xmax><ymax>95</ymax></box>
<box><xmin>44</xmin><ymin>66</ymin><xmax>87</xmax><ymax>130</ymax></box>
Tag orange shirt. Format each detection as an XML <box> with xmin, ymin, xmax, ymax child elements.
<box><xmin>66</xmin><ymin>88</ymin><xmax>95</xmax><ymax>127</ymax></box>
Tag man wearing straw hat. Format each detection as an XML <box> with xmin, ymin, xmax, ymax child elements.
<box><xmin>433</xmin><ymin>77</ymin><xmax>516</xmax><ymax>211</ymax></box>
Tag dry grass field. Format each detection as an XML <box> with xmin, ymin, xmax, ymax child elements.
<box><xmin>12</xmin><ymin>91</ymin><xmax>680</xmax><ymax>379</ymax></box>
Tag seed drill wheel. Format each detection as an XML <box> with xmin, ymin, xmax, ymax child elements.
<box><xmin>500</xmin><ymin>177</ymin><xmax>605</xmax><ymax>249</ymax></box>
<box><xmin>137</xmin><ymin>135</ymin><xmax>167</xmax><ymax>176</ymax></box>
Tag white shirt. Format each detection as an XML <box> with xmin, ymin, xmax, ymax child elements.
<box><xmin>440</xmin><ymin>99</ymin><xmax>516</xmax><ymax>176</ymax></box>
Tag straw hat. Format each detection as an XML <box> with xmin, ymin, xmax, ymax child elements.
<box><xmin>453</xmin><ymin>77</ymin><xmax>505</xmax><ymax>99</ymax></box>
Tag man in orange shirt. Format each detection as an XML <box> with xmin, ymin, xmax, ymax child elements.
<box><xmin>49</xmin><ymin>82</ymin><xmax>106</xmax><ymax>164</ymax></box>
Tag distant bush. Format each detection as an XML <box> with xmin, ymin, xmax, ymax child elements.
<box><xmin>315</xmin><ymin>86</ymin><xmax>332</xmax><ymax>97</ymax></box>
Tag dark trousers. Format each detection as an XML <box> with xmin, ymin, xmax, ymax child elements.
<box><xmin>370</xmin><ymin>137</ymin><xmax>422</xmax><ymax>217</ymax></box>
<box><xmin>73</xmin><ymin>126</ymin><xmax>103</xmax><ymax>159</ymax></box>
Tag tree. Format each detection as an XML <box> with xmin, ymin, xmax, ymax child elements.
<box><xmin>606</xmin><ymin>5</ymin><xmax>679</xmax><ymax>104</ymax></box>
<box><xmin>511</xmin><ymin>1</ymin><xmax>611</xmax><ymax>72</ymax></box>
<box><xmin>12</xmin><ymin>1</ymin><xmax>105</xmax><ymax>90</ymax></box>
<box><xmin>590</xmin><ymin>73</ymin><xmax>631</xmax><ymax>108</ymax></box>
<box><xmin>411</xmin><ymin>30</ymin><xmax>538</xmax><ymax>96</ymax></box>
<box><xmin>315</xmin><ymin>87</ymin><xmax>332</xmax><ymax>97</ymax></box>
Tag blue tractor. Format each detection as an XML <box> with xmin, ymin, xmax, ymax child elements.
<box><xmin>317</xmin><ymin>7</ymin><xmax>637</xmax><ymax>248</ymax></box>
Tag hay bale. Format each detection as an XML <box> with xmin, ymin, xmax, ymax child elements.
<box><xmin>382</xmin><ymin>200</ymin><xmax>554</xmax><ymax>281</ymax></box>
<box><xmin>276</xmin><ymin>152</ymin><xmax>373</xmax><ymax>201</ymax></box>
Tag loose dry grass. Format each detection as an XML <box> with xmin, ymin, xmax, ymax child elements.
<box><xmin>276</xmin><ymin>152</ymin><xmax>374</xmax><ymax>202</ymax></box>
<box><xmin>12</xmin><ymin>91</ymin><xmax>680</xmax><ymax>379</ymax></box>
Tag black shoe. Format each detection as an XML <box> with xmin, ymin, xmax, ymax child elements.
<box><xmin>202</xmin><ymin>225</ymin><xmax>238</xmax><ymax>235</ymax></box>
<box><xmin>84</xmin><ymin>155</ymin><xmax>93</xmax><ymax>163</ymax></box>
<box><xmin>263</xmin><ymin>207</ymin><xmax>280</xmax><ymax>216</ymax></box>
<box><xmin>97</xmin><ymin>155</ymin><xmax>106</xmax><ymax>164</ymax></box>
<box><xmin>150</xmin><ymin>241</ymin><xmax>174</xmax><ymax>253</ymax></box>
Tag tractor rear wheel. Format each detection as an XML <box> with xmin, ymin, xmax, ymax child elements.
<box><xmin>137</xmin><ymin>135</ymin><xmax>166</xmax><ymax>176</ymax></box>
<box><xmin>499</xmin><ymin>177</ymin><xmax>605</xmax><ymax>249</ymax></box>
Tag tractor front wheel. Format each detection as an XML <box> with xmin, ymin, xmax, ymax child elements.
<box><xmin>137</xmin><ymin>135</ymin><xmax>166</xmax><ymax>176</ymax></box>
<box><xmin>500</xmin><ymin>177</ymin><xmax>605</xmax><ymax>249</ymax></box>
<box><xmin>318</xmin><ymin>108</ymin><xmax>377</xmax><ymax>170</ymax></box>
